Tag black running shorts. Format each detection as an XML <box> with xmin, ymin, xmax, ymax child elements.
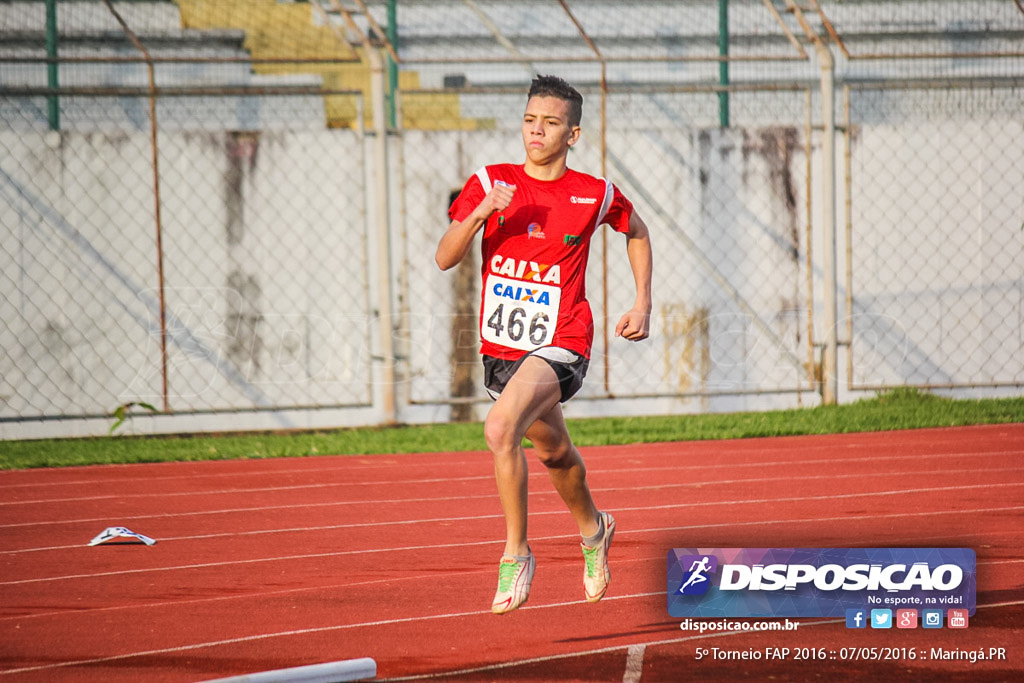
<box><xmin>482</xmin><ymin>347</ymin><xmax>589</xmax><ymax>404</ymax></box>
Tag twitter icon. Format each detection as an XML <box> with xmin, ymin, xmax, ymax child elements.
<box><xmin>871</xmin><ymin>609</ymin><xmax>893</xmax><ymax>629</ymax></box>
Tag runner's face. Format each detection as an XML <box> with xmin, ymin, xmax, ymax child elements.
<box><xmin>521</xmin><ymin>96</ymin><xmax>579</xmax><ymax>165</ymax></box>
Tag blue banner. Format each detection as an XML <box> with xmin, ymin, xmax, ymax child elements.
<box><xmin>667</xmin><ymin>548</ymin><xmax>976</xmax><ymax>619</ymax></box>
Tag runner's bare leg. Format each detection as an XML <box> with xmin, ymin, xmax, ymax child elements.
<box><xmin>526</xmin><ymin>402</ymin><xmax>600</xmax><ymax>538</ymax></box>
<box><xmin>484</xmin><ymin>357</ymin><xmax>566</xmax><ymax>557</ymax></box>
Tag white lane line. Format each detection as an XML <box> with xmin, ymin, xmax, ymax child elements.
<box><xmin>0</xmin><ymin>459</ymin><xmax>492</xmax><ymax>490</ymax></box>
<box><xmin>3</xmin><ymin>426</ymin><xmax>1017</xmax><ymax>491</ymax></box>
<box><xmin>623</xmin><ymin>643</ymin><xmax>646</xmax><ymax>683</ymax></box>
<box><xmin>0</xmin><ymin>474</ymin><xmax>495</xmax><ymax>507</ymax></box>
<box><xmin>34</xmin><ymin>602</ymin><xmax>991</xmax><ymax>683</ymax></box>
<box><xmin>3</xmin><ymin>503</ymin><xmax>1022</xmax><ymax>586</ymax></box>
<box><xmin>379</xmin><ymin>623</ymin><xmax>853</xmax><ymax>681</ymax></box>
<box><xmin>4</xmin><ymin>449</ymin><xmax>1020</xmax><ymax>507</ymax></box>
<box><xmin>4</xmin><ymin>456</ymin><xmax>1019</xmax><ymax>528</ymax></box>
<box><xmin>362</xmin><ymin>601</ymin><xmax>1024</xmax><ymax>682</ymax></box>
<box><xmin>32</xmin><ymin>592</ymin><xmax>1024</xmax><ymax>678</ymax></box>
<box><xmin>4</xmin><ymin>553</ymin><xmax>1020</xmax><ymax>624</ymax></box>
<box><xmin>3</xmin><ymin>551</ymin><xmax>1020</xmax><ymax>624</ymax></box>
<box><xmin>3</xmin><ymin>462</ymin><xmax>1021</xmax><ymax>533</ymax></box>
<box><xmin>2</xmin><ymin>479</ymin><xmax>1021</xmax><ymax>556</ymax></box>
<box><xmin>0</xmin><ymin>590</ymin><xmax>657</xmax><ymax>676</ymax></box>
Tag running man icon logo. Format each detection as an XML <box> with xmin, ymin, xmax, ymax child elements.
<box><xmin>677</xmin><ymin>555</ymin><xmax>718</xmax><ymax>595</ymax></box>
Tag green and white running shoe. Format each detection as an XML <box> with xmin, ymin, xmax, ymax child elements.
<box><xmin>582</xmin><ymin>512</ymin><xmax>616</xmax><ymax>603</ymax></box>
<box><xmin>491</xmin><ymin>550</ymin><xmax>535</xmax><ymax>614</ymax></box>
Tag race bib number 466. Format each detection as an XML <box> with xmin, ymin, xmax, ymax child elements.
<box><xmin>482</xmin><ymin>274</ymin><xmax>561</xmax><ymax>351</ymax></box>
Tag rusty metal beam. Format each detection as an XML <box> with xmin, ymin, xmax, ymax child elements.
<box><xmin>761</xmin><ymin>0</ymin><xmax>808</xmax><ymax>59</ymax></box>
<box><xmin>351</xmin><ymin>0</ymin><xmax>400</xmax><ymax>63</ymax></box>
<box><xmin>101</xmin><ymin>0</ymin><xmax>170</xmax><ymax>413</ymax></box>
<box><xmin>808</xmin><ymin>0</ymin><xmax>850</xmax><ymax>59</ymax></box>
<box><xmin>462</xmin><ymin>0</ymin><xmax>536</xmax><ymax>73</ymax></box>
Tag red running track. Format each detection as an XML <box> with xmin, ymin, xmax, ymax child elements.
<box><xmin>1</xmin><ymin>424</ymin><xmax>1022</xmax><ymax>682</ymax></box>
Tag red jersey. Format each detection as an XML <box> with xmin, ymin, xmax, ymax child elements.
<box><xmin>448</xmin><ymin>163</ymin><xmax>634</xmax><ymax>360</ymax></box>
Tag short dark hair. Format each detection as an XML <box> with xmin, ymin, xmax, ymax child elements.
<box><xmin>528</xmin><ymin>75</ymin><xmax>583</xmax><ymax>128</ymax></box>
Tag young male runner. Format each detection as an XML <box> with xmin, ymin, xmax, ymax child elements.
<box><xmin>436</xmin><ymin>75</ymin><xmax>653</xmax><ymax>614</ymax></box>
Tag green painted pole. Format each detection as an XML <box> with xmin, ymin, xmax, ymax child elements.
<box><xmin>718</xmin><ymin>0</ymin><xmax>729</xmax><ymax>128</ymax></box>
<box><xmin>46</xmin><ymin>0</ymin><xmax>60</xmax><ymax>130</ymax></box>
<box><xmin>386</xmin><ymin>0</ymin><xmax>398</xmax><ymax>129</ymax></box>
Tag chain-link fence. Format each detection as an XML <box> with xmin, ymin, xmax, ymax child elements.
<box><xmin>2</xmin><ymin>1</ymin><xmax>1022</xmax><ymax>438</ymax></box>
<box><xmin>844</xmin><ymin>82</ymin><xmax>1024</xmax><ymax>392</ymax></box>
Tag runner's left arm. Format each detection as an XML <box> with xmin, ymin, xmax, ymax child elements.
<box><xmin>614</xmin><ymin>211</ymin><xmax>653</xmax><ymax>341</ymax></box>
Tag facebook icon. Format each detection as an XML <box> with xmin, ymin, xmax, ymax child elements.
<box><xmin>846</xmin><ymin>609</ymin><xmax>867</xmax><ymax>629</ymax></box>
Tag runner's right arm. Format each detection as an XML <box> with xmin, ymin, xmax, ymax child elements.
<box><xmin>435</xmin><ymin>183</ymin><xmax>515</xmax><ymax>271</ymax></box>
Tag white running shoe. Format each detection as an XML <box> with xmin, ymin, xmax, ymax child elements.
<box><xmin>582</xmin><ymin>512</ymin><xmax>616</xmax><ymax>603</ymax></box>
<box><xmin>491</xmin><ymin>550</ymin><xmax>535</xmax><ymax>614</ymax></box>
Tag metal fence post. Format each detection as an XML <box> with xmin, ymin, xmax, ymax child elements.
<box><xmin>787</xmin><ymin>0</ymin><xmax>839</xmax><ymax>404</ymax></box>
<box><xmin>370</xmin><ymin>45</ymin><xmax>397</xmax><ymax>423</ymax></box>
<box><xmin>817</xmin><ymin>44</ymin><xmax>838</xmax><ymax>405</ymax></box>
<box><xmin>45</xmin><ymin>0</ymin><xmax>60</xmax><ymax>131</ymax></box>
<box><xmin>718</xmin><ymin>0</ymin><xmax>730</xmax><ymax>128</ymax></box>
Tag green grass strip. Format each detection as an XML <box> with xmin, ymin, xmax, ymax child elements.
<box><xmin>1</xmin><ymin>389</ymin><xmax>1022</xmax><ymax>470</ymax></box>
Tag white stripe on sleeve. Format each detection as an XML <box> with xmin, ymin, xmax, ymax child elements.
<box><xmin>595</xmin><ymin>178</ymin><xmax>615</xmax><ymax>226</ymax></box>
<box><xmin>475</xmin><ymin>167</ymin><xmax>492</xmax><ymax>193</ymax></box>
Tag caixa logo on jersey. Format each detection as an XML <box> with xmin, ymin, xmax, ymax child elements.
<box><xmin>667</xmin><ymin>548</ymin><xmax>976</xmax><ymax>618</ymax></box>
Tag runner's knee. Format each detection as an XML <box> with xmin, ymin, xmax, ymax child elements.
<box><xmin>484</xmin><ymin>411</ymin><xmax>518</xmax><ymax>455</ymax></box>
